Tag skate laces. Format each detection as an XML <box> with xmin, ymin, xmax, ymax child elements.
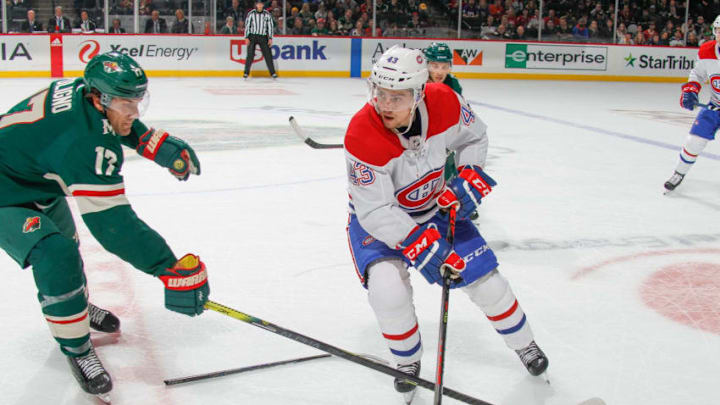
<box><xmin>516</xmin><ymin>342</ymin><xmax>542</xmax><ymax>365</ymax></box>
<box><xmin>76</xmin><ymin>349</ymin><xmax>106</xmax><ymax>380</ymax></box>
<box><xmin>88</xmin><ymin>304</ymin><xmax>108</xmax><ymax>326</ymax></box>
<box><xmin>398</xmin><ymin>361</ymin><xmax>420</xmax><ymax>376</ymax></box>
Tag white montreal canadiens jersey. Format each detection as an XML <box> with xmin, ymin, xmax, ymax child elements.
<box><xmin>689</xmin><ymin>40</ymin><xmax>720</xmax><ymax>104</ymax></box>
<box><xmin>344</xmin><ymin>83</ymin><xmax>489</xmax><ymax>248</ymax></box>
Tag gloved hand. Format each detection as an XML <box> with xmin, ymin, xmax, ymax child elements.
<box><xmin>137</xmin><ymin>128</ymin><xmax>201</xmax><ymax>181</ymax></box>
<box><xmin>680</xmin><ymin>81</ymin><xmax>701</xmax><ymax>111</ymax></box>
<box><xmin>157</xmin><ymin>254</ymin><xmax>209</xmax><ymax>316</ymax></box>
<box><xmin>401</xmin><ymin>224</ymin><xmax>465</xmax><ymax>285</ymax></box>
<box><xmin>437</xmin><ymin>166</ymin><xmax>496</xmax><ymax>220</ymax></box>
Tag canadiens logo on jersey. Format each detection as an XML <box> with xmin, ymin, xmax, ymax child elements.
<box><xmin>395</xmin><ymin>168</ymin><xmax>444</xmax><ymax>210</ymax></box>
<box><xmin>711</xmin><ymin>75</ymin><xmax>720</xmax><ymax>92</ymax></box>
<box><xmin>22</xmin><ymin>216</ymin><xmax>41</xmax><ymax>233</ymax></box>
<box><xmin>461</xmin><ymin>105</ymin><xmax>475</xmax><ymax>126</ymax></box>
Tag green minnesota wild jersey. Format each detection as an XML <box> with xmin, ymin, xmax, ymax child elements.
<box><xmin>0</xmin><ymin>78</ymin><xmax>176</xmax><ymax>275</ymax></box>
<box><xmin>443</xmin><ymin>74</ymin><xmax>462</xmax><ymax>95</ymax></box>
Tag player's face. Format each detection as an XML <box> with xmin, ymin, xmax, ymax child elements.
<box><xmin>104</xmin><ymin>96</ymin><xmax>147</xmax><ymax>135</ymax></box>
<box><xmin>373</xmin><ymin>87</ymin><xmax>414</xmax><ymax>129</ymax></box>
<box><xmin>428</xmin><ymin>61</ymin><xmax>451</xmax><ymax>83</ymax></box>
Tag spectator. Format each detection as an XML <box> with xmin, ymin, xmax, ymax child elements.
<box><xmin>516</xmin><ymin>8</ymin><xmax>529</xmax><ymax>27</ymax></box>
<box><xmin>572</xmin><ymin>17</ymin><xmax>589</xmax><ymax>39</ymax></box>
<box><xmin>109</xmin><ymin>18</ymin><xmax>126</xmax><ymax>33</ymax></box>
<box><xmin>312</xmin><ymin>18</ymin><xmax>329</xmax><ymax>35</ymax></box>
<box><xmin>658</xmin><ymin>32</ymin><xmax>670</xmax><ymax>46</ymax></box>
<box><xmin>543</xmin><ymin>9</ymin><xmax>558</xmax><ymax>26</ymax></box>
<box><xmin>618</xmin><ymin>32</ymin><xmax>633</xmax><ymax>44</ymax></box>
<box><xmin>543</xmin><ymin>19</ymin><xmax>556</xmax><ymax>37</ymax></box>
<box><xmin>688</xmin><ymin>31</ymin><xmax>699</xmax><ymax>47</ymax></box>
<box><xmin>48</xmin><ymin>6</ymin><xmax>71</xmax><ymax>33</ymax></box>
<box><xmin>634</xmin><ymin>31</ymin><xmax>645</xmax><ymax>45</ymax></box>
<box><xmin>480</xmin><ymin>15</ymin><xmax>497</xmax><ymax>38</ymax></box>
<box><xmin>339</xmin><ymin>9</ymin><xmax>354</xmax><ymax>34</ymax></box>
<box><xmin>669</xmin><ymin>29</ymin><xmax>685</xmax><ymax>46</ymax></box>
<box><xmin>525</xmin><ymin>9</ymin><xmax>541</xmax><ymax>37</ymax></box>
<box><xmin>350</xmin><ymin>19</ymin><xmax>364</xmax><ymax>36</ymax></box>
<box><xmin>556</xmin><ymin>17</ymin><xmax>572</xmax><ymax>40</ymax></box>
<box><xmin>600</xmin><ymin>18</ymin><xmax>613</xmax><ymax>38</ymax></box>
<box><xmin>289</xmin><ymin>16</ymin><xmax>306</xmax><ymax>35</ymax></box>
<box><xmin>588</xmin><ymin>20</ymin><xmax>600</xmax><ymax>39</ymax></box>
<box><xmin>21</xmin><ymin>9</ymin><xmax>42</xmax><ymax>32</ymax></box>
<box><xmin>77</xmin><ymin>10</ymin><xmax>97</xmax><ymax>32</ymax></box>
<box><xmin>642</xmin><ymin>22</ymin><xmax>657</xmax><ymax>42</ymax></box>
<box><xmin>315</xmin><ymin>2</ymin><xmax>328</xmax><ymax>21</ymax></box>
<box><xmin>463</xmin><ymin>0</ymin><xmax>479</xmax><ymax>18</ymax></box>
<box><xmin>220</xmin><ymin>15</ymin><xmax>237</xmax><ymax>34</ymax></box>
<box><xmin>299</xmin><ymin>3</ymin><xmax>313</xmax><ymax>22</ymax></box>
<box><xmin>225</xmin><ymin>0</ymin><xmax>243</xmax><ymax>29</ymax></box>
<box><xmin>514</xmin><ymin>24</ymin><xmax>526</xmax><ymax>40</ymax></box>
<box><xmin>589</xmin><ymin>3</ymin><xmax>605</xmax><ymax>22</ymax></box>
<box><xmin>328</xmin><ymin>19</ymin><xmax>341</xmax><ymax>35</ymax></box>
<box><xmin>488</xmin><ymin>0</ymin><xmax>503</xmax><ymax>17</ymax></box>
<box><xmin>496</xmin><ymin>23</ymin><xmax>512</xmax><ymax>39</ymax></box>
<box><xmin>171</xmin><ymin>9</ymin><xmax>189</xmax><ymax>33</ymax></box>
<box><xmin>144</xmin><ymin>10</ymin><xmax>167</xmax><ymax>33</ymax></box>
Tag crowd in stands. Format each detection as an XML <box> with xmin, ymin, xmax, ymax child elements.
<box><xmin>4</xmin><ymin>0</ymin><xmax>719</xmax><ymax>46</ymax></box>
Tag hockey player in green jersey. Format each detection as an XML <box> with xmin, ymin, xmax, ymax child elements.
<box><xmin>424</xmin><ymin>42</ymin><xmax>464</xmax><ymax>181</ymax></box>
<box><xmin>0</xmin><ymin>51</ymin><xmax>209</xmax><ymax>402</ymax></box>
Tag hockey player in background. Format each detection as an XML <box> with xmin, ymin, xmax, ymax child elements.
<box><xmin>344</xmin><ymin>45</ymin><xmax>548</xmax><ymax>402</ymax></box>
<box><xmin>664</xmin><ymin>16</ymin><xmax>720</xmax><ymax>193</ymax></box>
<box><xmin>424</xmin><ymin>42</ymin><xmax>463</xmax><ymax>181</ymax></box>
<box><xmin>0</xmin><ymin>51</ymin><xmax>209</xmax><ymax>402</ymax></box>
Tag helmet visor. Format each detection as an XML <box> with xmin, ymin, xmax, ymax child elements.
<box><xmin>370</xmin><ymin>85</ymin><xmax>415</xmax><ymax>112</ymax></box>
<box><xmin>104</xmin><ymin>92</ymin><xmax>150</xmax><ymax>119</ymax></box>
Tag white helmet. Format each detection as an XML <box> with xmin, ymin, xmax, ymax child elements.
<box><xmin>368</xmin><ymin>45</ymin><xmax>428</xmax><ymax>116</ymax></box>
<box><xmin>714</xmin><ymin>15</ymin><xmax>720</xmax><ymax>40</ymax></box>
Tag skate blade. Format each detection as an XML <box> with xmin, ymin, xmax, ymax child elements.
<box><xmin>663</xmin><ymin>188</ymin><xmax>674</xmax><ymax>195</ymax></box>
<box><xmin>95</xmin><ymin>393</ymin><xmax>111</xmax><ymax>404</ymax></box>
<box><xmin>540</xmin><ymin>371</ymin><xmax>550</xmax><ymax>385</ymax></box>
<box><xmin>402</xmin><ymin>389</ymin><xmax>416</xmax><ymax>404</ymax></box>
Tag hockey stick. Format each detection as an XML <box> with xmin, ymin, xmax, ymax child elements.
<box><xmin>163</xmin><ymin>354</ymin><xmax>331</xmax><ymax>386</ymax></box>
<box><xmin>698</xmin><ymin>103</ymin><xmax>720</xmax><ymax>111</ymax></box>
<box><xmin>434</xmin><ymin>205</ymin><xmax>457</xmax><ymax>405</ymax></box>
<box><xmin>289</xmin><ymin>116</ymin><xmax>344</xmax><ymax>149</ymax></box>
<box><xmin>203</xmin><ymin>300</ymin><xmax>493</xmax><ymax>405</ymax></box>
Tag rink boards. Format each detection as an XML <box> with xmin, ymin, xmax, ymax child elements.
<box><xmin>0</xmin><ymin>33</ymin><xmax>697</xmax><ymax>82</ymax></box>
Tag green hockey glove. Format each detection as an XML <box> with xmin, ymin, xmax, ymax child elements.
<box><xmin>157</xmin><ymin>254</ymin><xmax>209</xmax><ymax>316</ymax></box>
<box><xmin>137</xmin><ymin>128</ymin><xmax>201</xmax><ymax>181</ymax></box>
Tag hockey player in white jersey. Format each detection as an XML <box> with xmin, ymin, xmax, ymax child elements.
<box><xmin>664</xmin><ymin>16</ymin><xmax>720</xmax><ymax>193</ymax></box>
<box><xmin>344</xmin><ymin>45</ymin><xmax>548</xmax><ymax>400</ymax></box>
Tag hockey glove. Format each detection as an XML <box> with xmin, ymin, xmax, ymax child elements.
<box><xmin>401</xmin><ymin>224</ymin><xmax>465</xmax><ymax>285</ymax></box>
<box><xmin>137</xmin><ymin>128</ymin><xmax>201</xmax><ymax>181</ymax></box>
<box><xmin>437</xmin><ymin>166</ymin><xmax>496</xmax><ymax>220</ymax></box>
<box><xmin>680</xmin><ymin>82</ymin><xmax>700</xmax><ymax>111</ymax></box>
<box><xmin>157</xmin><ymin>254</ymin><xmax>209</xmax><ymax>316</ymax></box>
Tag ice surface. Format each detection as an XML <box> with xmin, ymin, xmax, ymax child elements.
<box><xmin>0</xmin><ymin>76</ymin><xmax>718</xmax><ymax>405</ymax></box>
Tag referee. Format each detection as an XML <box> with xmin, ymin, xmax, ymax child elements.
<box><xmin>244</xmin><ymin>0</ymin><xmax>277</xmax><ymax>79</ymax></box>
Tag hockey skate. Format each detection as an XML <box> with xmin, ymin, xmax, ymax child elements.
<box><xmin>88</xmin><ymin>303</ymin><xmax>120</xmax><ymax>333</ymax></box>
<box><xmin>515</xmin><ymin>341</ymin><xmax>549</xmax><ymax>377</ymax></box>
<box><xmin>663</xmin><ymin>171</ymin><xmax>685</xmax><ymax>194</ymax></box>
<box><xmin>394</xmin><ymin>361</ymin><xmax>420</xmax><ymax>404</ymax></box>
<box><xmin>67</xmin><ymin>347</ymin><xmax>113</xmax><ymax>403</ymax></box>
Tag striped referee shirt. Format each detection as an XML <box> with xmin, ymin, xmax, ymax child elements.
<box><xmin>245</xmin><ymin>9</ymin><xmax>274</xmax><ymax>38</ymax></box>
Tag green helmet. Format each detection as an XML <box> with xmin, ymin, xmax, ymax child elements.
<box><xmin>83</xmin><ymin>51</ymin><xmax>148</xmax><ymax>102</ymax></box>
<box><xmin>424</xmin><ymin>42</ymin><xmax>453</xmax><ymax>64</ymax></box>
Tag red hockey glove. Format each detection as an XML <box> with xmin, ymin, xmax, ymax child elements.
<box><xmin>137</xmin><ymin>128</ymin><xmax>201</xmax><ymax>181</ymax></box>
<box><xmin>157</xmin><ymin>254</ymin><xmax>210</xmax><ymax>316</ymax></box>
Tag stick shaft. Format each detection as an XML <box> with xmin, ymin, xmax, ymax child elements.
<box><xmin>164</xmin><ymin>354</ymin><xmax>331</xmax><ymax>386</ymax></box>
<box><xmin>204</xmin><ymin>300</ymin><xmax>493</xmax><ymax>405</ymax></box>
<box><xmin>434</xmin><ymin>206</ymin><xmax>457</xmax><ymax>404</ymax></box>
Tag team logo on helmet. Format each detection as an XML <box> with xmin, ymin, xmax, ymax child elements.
<box><xmin>22</xmin><ymin>216</ymin><xmax>41</xmax><ymax>233</ymax></box>
<box><xmin>416</xmin><ymin>55</ymin><xmax>424</xmax><ymax>64</ymax></box>
<box><xmin>461</xmin><ymin>105</ymin><xmax>476</xmax><ymax>126</ymax></box>
<box><xmin>103</xmin><ymin>61</ymin><xmax>121</xmax><ymax>73</ymax></box>
<box><xmin>395</xmin><ymin>168</ymin><xmax>444</xmax><ymax>210</ymax></box>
